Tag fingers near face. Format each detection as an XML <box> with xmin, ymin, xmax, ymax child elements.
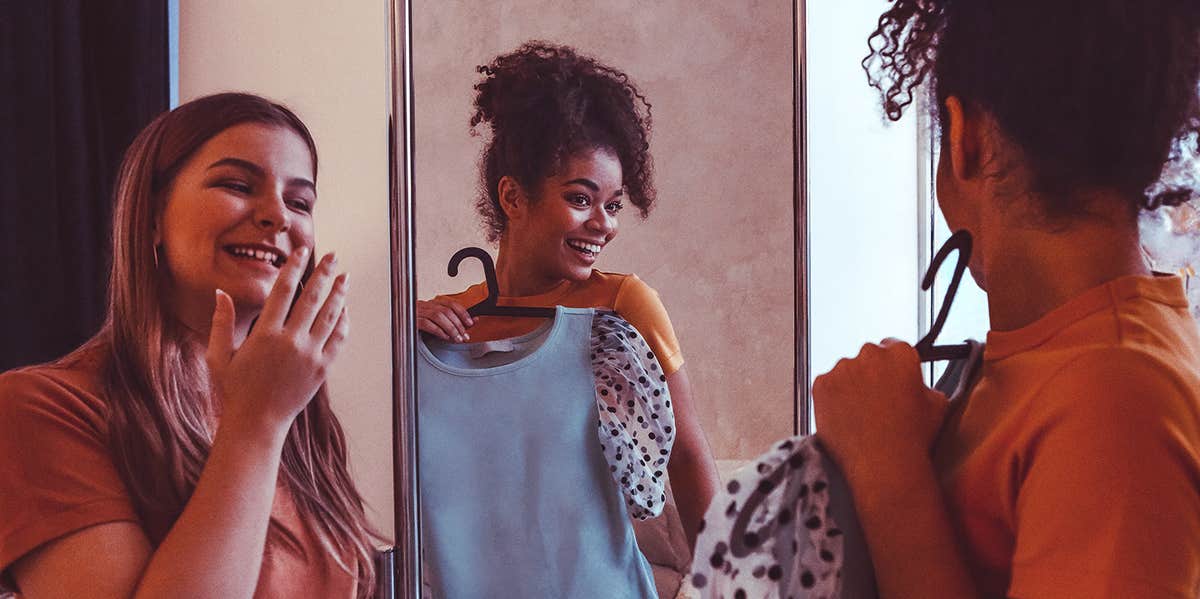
<box><xmin>323</xmin><ymin>306</ymin><xmax>350</xmax><ymax>357</ymax></box>
<box><xmin>288</xmin><ymin>252</ymin><xmax>339</xmax><ymax>333</ymax></box>
<box><xmin>310</xmin><ymin>272</ymin><xmax>348</xmax><ymax>342</ymax></box>
<box><xmin>258</xmin><ymin>246</ymin><xmax>310</xmax><ymax>329</ymax></box>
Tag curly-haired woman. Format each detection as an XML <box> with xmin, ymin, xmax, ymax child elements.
<box><xmin>416</xmin><ymin>41</ymin><xmax>719</xmax><ymax>552</ymax></box>
<box><xmin>0</xmin><ymin>93</ymin><xmax>379</xmax><ymax>598</ymax></box>
<box><xmin>812</xmin><ymin>2</ymin><xmax>1200</xmax><ymax>598</ymax></box>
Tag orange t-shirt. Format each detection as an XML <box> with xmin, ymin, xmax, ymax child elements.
<box><xmin>0</xmin><ymin>346</ymin><xmax>358</xmax><ymax>598</ymax></box>
<box><xmin>933</xmin><ymin>274</ymin><xmax>1200</xmax><ymax>598</ymax></box>
<box><xmin>435</xmin><ymin>269</ymin><xmax>685</xmax><ymax>375</ymax></box>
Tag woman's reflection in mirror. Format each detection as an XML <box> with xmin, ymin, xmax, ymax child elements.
<box><xmin>416</xmin><ymin>41</ymin><xmax>720</xmax><ymax>550</ymax></box>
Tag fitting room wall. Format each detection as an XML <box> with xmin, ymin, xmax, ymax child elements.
<box><xmin>413</xmin><ymin>1</ymin><xmax>797</xmax><ymax>461</ymax></box>
<box><xmin>179</xmin><ymin>2</ymin><xmax>394</xmax><ymax>537</ymax></box>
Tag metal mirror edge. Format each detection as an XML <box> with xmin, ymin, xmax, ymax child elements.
<box><xmin>795</xmin><ymin>0</ymin><xmax>812</xmax><ymax>435</ymax></box>
<box><xmin>386</xmin><ymin>0</ymin><xmax>420</xmax><ymax>595</ymax></box>
<box><xmin>385</xmin><ymin>1</ymin><xmax>812</xmax><ymax>594</ymax></box>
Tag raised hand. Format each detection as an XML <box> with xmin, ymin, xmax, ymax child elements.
<box><xmin>206</xmin><ymin>247</ymin><xmax>351</xmax><ymax>437</ymax></box>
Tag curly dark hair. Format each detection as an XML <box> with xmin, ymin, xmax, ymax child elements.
<box><xmin>863</xmin><ymin>0</ymin><xmax>1200</xmax><ymax>215</ymax></box>
<box><xmin>470</xmin><ymin>41</ymin><xmax>655</xmax><ymax>242</ymax></box>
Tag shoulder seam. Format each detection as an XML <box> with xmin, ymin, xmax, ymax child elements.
<box><xmin>609</xmin><ymin>272</ymin><xmax>638</xmax><ymax>308</ymax></box>
<box><xmin>1030</xmin><ymin>346</ymin><xmax>1193</xmax><ymax>409</ymax></box>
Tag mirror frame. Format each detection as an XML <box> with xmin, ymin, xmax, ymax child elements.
<box><xmin>386</xmin><ymin>2</ymin><xmax>810</xmax><ymax>594</ymax></box>
<box><xmin>386</xmin><ymin>0</ymin><xmax>420</xmax><ymax>596</ymax></box>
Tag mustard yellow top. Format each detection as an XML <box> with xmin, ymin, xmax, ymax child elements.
<box><xmin>435</xmin><ymin>270</ymin><xmax>684</xmax><ymax>375</ymax></box>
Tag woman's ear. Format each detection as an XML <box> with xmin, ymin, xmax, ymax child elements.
<box><xmin>945</xmin><ymin>95</ymin><xmax>1018</xmax><ymax>188</ymax></box>
<box><xmin>944</xmin><ymin>95</ymin><xmax>976</xmax><ymax>183</ymax></box>
<box><xmin>497</xmin><ymin>176</ymin><xmax>525</xmax><ymax>222</ymax></box>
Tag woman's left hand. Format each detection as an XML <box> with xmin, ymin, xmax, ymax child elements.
<box><xmin>812</xmin><ymin>339</ymin><xmax>947</xmax><ymax>479</ymax></box>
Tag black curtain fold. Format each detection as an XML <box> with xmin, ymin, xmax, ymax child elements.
<box><xmin>0</xmin><ymin>0</ymin><xmax>168</xmax><ymax>371</ymax></box>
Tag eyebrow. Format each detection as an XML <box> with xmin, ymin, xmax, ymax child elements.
<box><xmin>563</xmin><ymin>178</ymin><xmax>624</xmax><ymax>196</ymax></box>
<box><xmin>563</xmin><ymin>178</ymin><xmax>599</xmax><ymax>191</ymax></box>
<box><xmin>207</xmin><ymin>157</ymin><xmax>316</xmax><ymax>192</ymax></box>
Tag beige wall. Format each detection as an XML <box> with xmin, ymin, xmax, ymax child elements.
<box><xmin>413</xmin><ymin>1</ymin><xmax>797</xmax><ymax>459</ymax></box>
<box><xmin>179</xmin><ymin>2</ymin><xmax>394</xmax><ymax>537</ymax></box>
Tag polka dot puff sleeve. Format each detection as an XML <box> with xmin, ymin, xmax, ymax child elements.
<box><xmin>591</xmin><ymin>311</ymin><xmax>675</xmax><ymax>521</ymax></box>
<box><xmin>688</xmin><ymin>436</ymin><xmax>843</xmax><ymax>598</ymax></box>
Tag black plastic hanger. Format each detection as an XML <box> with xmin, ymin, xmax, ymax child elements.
<box><xmin>447</xmin><ymin>247</ymin><xmax>557</xmax><ymax>318</ymax></box>
<box><xmin>915</xmin><ymin>230</ymin><xmax>974</xmax><ymax>362</ymax></box>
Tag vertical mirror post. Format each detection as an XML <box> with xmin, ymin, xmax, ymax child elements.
<box><xmin>795</xmin><ymin>0</ymin><xmax>811</xmax><ymax>435</ymax></box>
<box><xmin>386</xmin><ymin>0</ymin><xmax>420</xmax><ymax>595</ymax></box>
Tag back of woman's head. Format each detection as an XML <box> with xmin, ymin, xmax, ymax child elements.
<box><xmin>863</xmin><ymin>0</ymin><xmax>1200</xmax><ymax>215</ymax></box>
<box><xmin>471</xmin><ymin>41</ymin><xmax>655</xmax><ymax>242</ymax></box>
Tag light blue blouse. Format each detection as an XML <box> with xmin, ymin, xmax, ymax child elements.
<box><xmin>417</xmin><ymin>307</ymin><xmax>668</xmax><ymax>598</ymax></box>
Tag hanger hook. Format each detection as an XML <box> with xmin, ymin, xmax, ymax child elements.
<box><xmin>448</xmin><ymin>247</ymin><xmax>499</xmax><ymax>308</ymax></box>
<box><xmin>915</xmin><ymin>229</ymin><xmax>973</xmax><ymax>355</ymax></box>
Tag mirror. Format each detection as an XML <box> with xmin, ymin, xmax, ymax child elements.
<box><xmin>390</xmin><ymin>0</ymin><xmax>805</xmax><ymax>596</ymax></box>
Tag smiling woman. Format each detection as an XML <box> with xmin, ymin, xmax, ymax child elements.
<box><xmin>0</xmin><ymin>93</ymin><xmax>379</xmax><ymax>599</ymax></box>
<box><xmin>157</xmin><ymin>122</ymin><xmax>317</xmax><ymax>329</ymax></box>
<box><xmin>413</xmin><ymin>41</ymin><xmax>720</xmax><ymax>597</ymax></box>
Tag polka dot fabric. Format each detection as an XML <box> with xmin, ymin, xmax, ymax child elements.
<box><xmin>591</xmin><ymin>311</ymin><xmax>675</xmax><ymax>521</ymax></box>
<box><xmin>688</xmin><ymin>436</ymin><xmax>843</xmax><ymax>598</ymax></box>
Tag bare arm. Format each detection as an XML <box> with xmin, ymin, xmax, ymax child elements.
<box><xmin>13</xmin><ymin>423</ymin><xmax>290</xmax><ymax>599</ymax></box>
<box><xmin>842</xmin><ymin>450</ymin><xmax>981</xmax><ymax>599</ymax></box>
<box><xmin>664</xmin><ymin>366</ymin><xmax>720</xmax><ymax>551</ymax></box>
<box><xmin>11</xmin><ymin>249</ymin><xmax>350</xmax><ymax>599</ymax></box>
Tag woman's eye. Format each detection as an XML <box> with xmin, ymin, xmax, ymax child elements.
<box><xmin>219</xmin><ymin>181</ymin><xmax>251</xmax><ymax>193</ymax></box>
<box><xmin>287</xmin><ymin>198</ymin><xmax>313</xmax><ymax>213</ymax></box>
<box><xmin>567</xmin><ymin>194</ymin><xmax>591</xmax><ymax>207</ymax></box>
<box><xmin>605</xmin><ymin>201</ymin><xmax>625</xmax><ymax>214</ymax></box>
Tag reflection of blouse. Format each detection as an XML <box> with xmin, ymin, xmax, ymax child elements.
<box><xmin>435</xmin><ymin>269</ymin><xmax>685</xmax><ymax>376</ymax></box>
<box><xmin>416</xmin><ymin>308</ymin><xmax>674</xmax><ymax>597</ymax></box>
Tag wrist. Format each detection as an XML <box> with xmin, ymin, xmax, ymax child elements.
<box><xmin>215</xmin><ymin>408</ymin><xmax>292</xmax><ymax>450</ymax></box>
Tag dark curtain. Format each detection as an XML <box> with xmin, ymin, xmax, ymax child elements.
<box><xmin>0</xmin><ymin>1</ymin><xmax>168</xmax><ymax>371</ymax></box>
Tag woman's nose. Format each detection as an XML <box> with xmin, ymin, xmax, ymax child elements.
<box><xmin>254</xmin><ymin>193</ymin><xmax>290</xmax><ymax>233</ymax></box>
<box><xmin>586</xmin><ymin>207</ymin><xmax>615</xmax><ymax>233</ymax></box>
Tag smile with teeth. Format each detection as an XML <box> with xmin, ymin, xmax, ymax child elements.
<box><xmin>567</xmin><ymin>240</ymin><xmax>602</xmax><ymax>256</ymax></box>
<box><xmin>226</xmin><ymin>246</ymin><xmax>284</xmax><ymax>267</ymax></box>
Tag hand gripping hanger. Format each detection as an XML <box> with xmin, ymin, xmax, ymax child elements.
<box><xmin>447</xmin><ymin>247</ymin><xmax>557</xmax><ymax>318</ymax></box>
<box><xmin>915</xmin><ymin>230</ymin><xmax>974</xmax><ymax>362</ymax></box>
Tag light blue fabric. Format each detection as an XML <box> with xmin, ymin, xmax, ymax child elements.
<box><xmin>417</xmin><ymin>306</ymin><xmax>658</xmax><ymax>598</ymax></box>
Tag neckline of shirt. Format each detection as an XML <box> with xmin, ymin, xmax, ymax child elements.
<box><xmin>418</xmin><ymin>306</ymin><xmax>591</xmax><ymax>376</ymax></box>
<box><xmin>983</xmin><ymin>273</ymin><xmax>1187</xmax><ymax>361</ymax></box>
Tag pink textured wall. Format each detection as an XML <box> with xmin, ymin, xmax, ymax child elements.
<box><xmin>413</xmin><ymin>1</ymin><xmax>797</xmax><ymax>460</ymax></box>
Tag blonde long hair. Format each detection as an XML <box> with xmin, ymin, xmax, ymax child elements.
<box><xmin>81</xmin><ymin>92</ymin><xmax>376</xmax><ymax>594</ymax></box>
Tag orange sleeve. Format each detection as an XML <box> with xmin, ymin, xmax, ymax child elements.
<box><xmin>1008</xmin><ymin>349</ymin><xmax>1200</xmax><ymax>599</ymax></box>
<box><xmin>612</xmin><ymin>274</ymin><xmax>684</xmax><ymax>375</ymax></box>
<box><xmin>0</xmin><ymin>369</ymin><xmax>139</xmax><ymax>585</ymax></box>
